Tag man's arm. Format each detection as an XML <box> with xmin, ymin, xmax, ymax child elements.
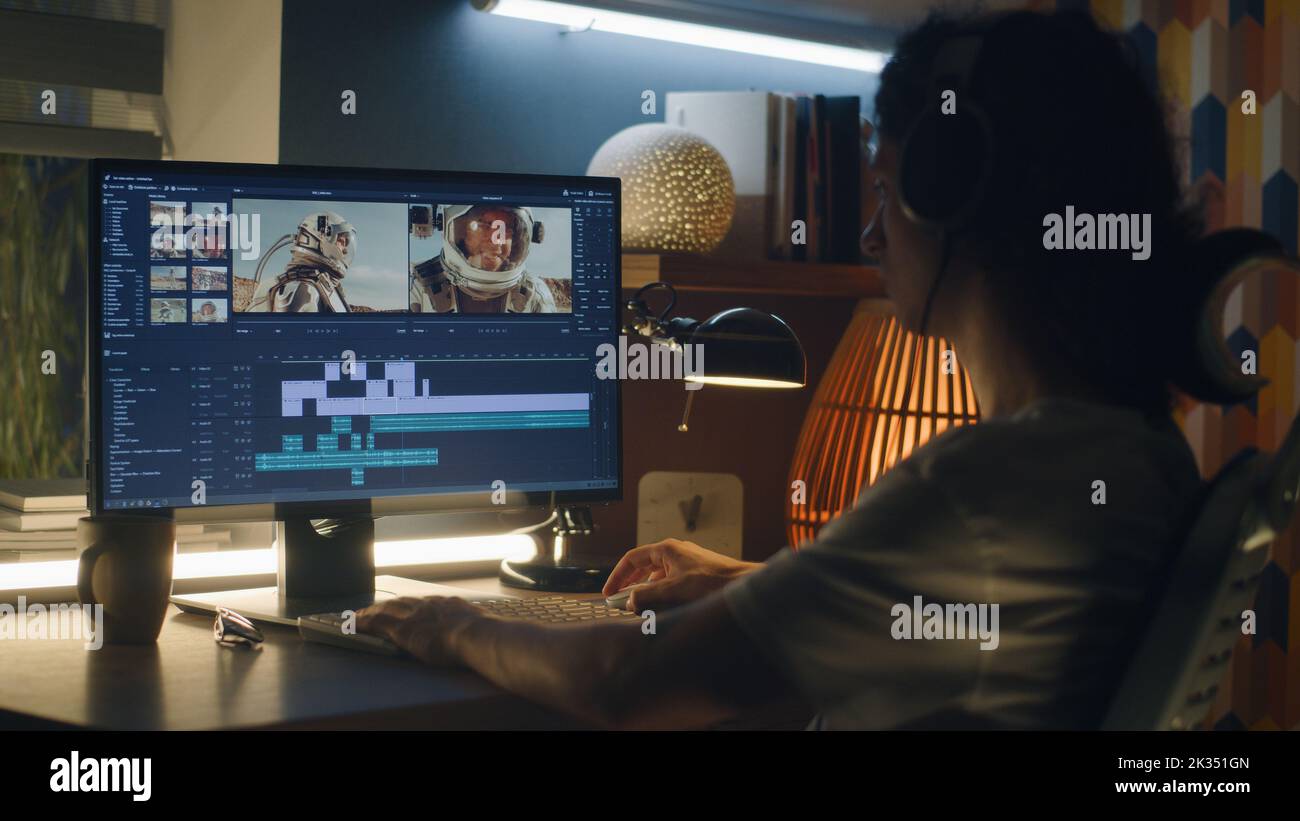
<box><xmin>359</xmin><ymin>592</ymin><xmax>802</xmax><ymax>730</ymax></box>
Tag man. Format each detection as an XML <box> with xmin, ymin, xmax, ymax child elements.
<box><xmin>255</xmin><ymin>211</ymin><xmax>356</xmax><ymax>312</ymax></box>
<box><xmin>198</xmin><ymin>205</ymin><xmax>227</xmax><ymax>259</ymax></box>
<box><xmin>193</xmin><ymin>300</ymin><xmax>221</xmax><ymax>323</ymax></box>
<box><xmin>410</xmin><ymin>204</ymin><xmax>558</xmax><ymax>313</ymax></box>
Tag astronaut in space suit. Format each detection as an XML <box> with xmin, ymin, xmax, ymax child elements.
<box><xmin>254</xmin><ymin>211</ymin><xmax>356</xmax><ymax>312</ymax></box>
<box><xmin>409</xmin><ymin>204</ymin><xmax>557</xmax><ymax>313</ymax></box>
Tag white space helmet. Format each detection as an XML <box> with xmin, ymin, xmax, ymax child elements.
<box><xmin>441</xmin><ymin>205</ymin><xmax>542</xmax><ymax>298</ymax></box>
<box><xmin>289</xmin><ymin>211</ymin><xmax>356</xmax><ymax>276</ymax></box>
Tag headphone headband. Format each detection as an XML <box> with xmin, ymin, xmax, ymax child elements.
<box><xmin>928</xmin><ymin>33</ymin><xmax>986</xmax><ymax>93</ymax></box>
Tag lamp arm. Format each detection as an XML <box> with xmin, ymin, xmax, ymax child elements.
<box><xmin>630</xmin><ymin>281</ymin><xmax>676</xmax><ymax>322</ymax></box>
<box><xmin>624</xmin><ymin>281</ymin><xmax>699</xmax><ymax>346</ymax></box>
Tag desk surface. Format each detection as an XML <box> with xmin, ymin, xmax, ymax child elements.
<box><xmin>0</xmin><ymin>577</ymin><xmax>583</xmax><ymax>730</ymax></box>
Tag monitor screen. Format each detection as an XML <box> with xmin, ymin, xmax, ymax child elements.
<box><xmin>88</xmin><ymin>160</ymin><xmax>621</xmax><ymax>516</ymax></box>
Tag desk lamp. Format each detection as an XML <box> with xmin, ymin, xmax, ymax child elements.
<box><xmin>499</xmin><ymin>281</ymin><xmax>806</xmax><ymax>592</ymax></box>
<box><xmin>623</xmin><ymin>281</ymin><xmax>806</xmax><ymax>430</ymax></box>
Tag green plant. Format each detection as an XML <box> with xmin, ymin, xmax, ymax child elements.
<box><xmin>0</xmin><ymin>155</ymin><xmax>86</xmax><ymax>479</ymax></box>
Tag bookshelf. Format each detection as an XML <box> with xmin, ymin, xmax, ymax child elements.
<box><xmin>621</xmin><ymin>253</ymin><xmax>884</xmax><ymax>298</ymax></box>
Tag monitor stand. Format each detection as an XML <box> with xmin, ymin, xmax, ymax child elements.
<box><xmin>171</xmin><ymin>516</ymin><xmax>431</xmax><ymax>627</ymax></box>
<box><xmin>499</xmin><ymin>505</ymin><xmax>614</xmax><ymax>593</ymax></box>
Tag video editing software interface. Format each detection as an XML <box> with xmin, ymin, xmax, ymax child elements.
<box><xmin>93</xmin><ymin>163</ymin><xmax>620</xmax><ymax>511</ymax></box>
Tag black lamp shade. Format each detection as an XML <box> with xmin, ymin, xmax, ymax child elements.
<box><xmin>686</xmin><ymin>307</ymin><xmax>806</xmax><ymax>388</ymax></box>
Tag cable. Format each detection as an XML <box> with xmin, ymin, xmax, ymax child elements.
<box><xmin>631</xmin><ymin>281</ymin><xmax>677</xmax><ymax>322</ymax></box>
<box><xmin>919</xmin><ymin>233</ymin><xmax>955</xmax><ymax>339</ymax></box>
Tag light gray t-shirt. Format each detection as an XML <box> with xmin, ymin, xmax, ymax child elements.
<box><xmin>723</xmin><ymin>396</ymin><xmax>1203</xmax><ymax>730</ymax></box>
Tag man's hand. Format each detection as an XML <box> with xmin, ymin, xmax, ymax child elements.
<box><xmin>355</xmin><ymin>596</ymin><xmax>482</xmax><ymax>666</ymax></box>
<box><xmin>603</xmin><ymin>539</ymin><xmax>762</xmax><ymax>612</ymax></box>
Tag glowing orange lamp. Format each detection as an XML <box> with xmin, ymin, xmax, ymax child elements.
<box><xmin>786</xmin><ymin>300</ymin><xmax>980</xmax><ymax>547</ymax></box>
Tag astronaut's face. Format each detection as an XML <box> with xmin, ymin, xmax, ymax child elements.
<box><xmin>455</xmin><ymin>207</ymin><xmax>527</xmax><ymax>272</ymax></box>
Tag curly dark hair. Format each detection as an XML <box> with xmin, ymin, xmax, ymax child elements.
<box><xmin>874</xmin><ymin>9</ymin><xmax>1204</xmax><ymax>419</ymax></box>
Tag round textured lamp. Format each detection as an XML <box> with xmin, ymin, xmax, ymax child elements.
<box><xmin>587</xmin><ymin>123</ymin><xmax>734</xmax><ymax>253</ymax></box>
<box><xmin>787</xmin><ymin>300</ymin><xmax>981</xmax><ymax>547</ymax></box>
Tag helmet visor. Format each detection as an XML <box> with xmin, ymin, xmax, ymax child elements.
<box><xmin>451</xmin><ymin>206</ymin><xmax>529</xmax><ymax>273</ymax></box>
<box><xmin>333</xmin><ymin>226</ymin><xmax>356</xmax><ymax>268</ymax></box>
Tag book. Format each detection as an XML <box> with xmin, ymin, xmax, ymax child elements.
<box><xmin>0</xmin><ymin>522</ymin><xmax>228</xmax><ymax>548</ymax></box>
<box><xmin>0</xmin><ymin>548</ymin><xmax>78</xmax><ymax>563</ymax></box>
<box><xmin>824</xmin><ymin>96</ymin><xmax>863</xmax><ymax>263</ymax></box>
<box><xmin>772</xmin><ymin>94</ymin><xmax>797</xmax><ymax>259</ymax></box>
<box><xmin>0</xmin><ymin>478</ymin><xmax>87</xmax><ymax>512</ymax></box>
<box><xmin>792</xmin><ymin>95</ymin><xmax>810</xmax><ymax>261</ymax></box>
<box><xmin>0</xmin><ymin>532</ymin><xmax>80</xmax><ymax>550</ymax></box>
<box><xmin>807</xmin><ymin>95</ymin><xmax>825</xmax><ymax>261</ymax></box>
<box><xmin>665</xmin><ymin>91</ymin><xmax>781</xmax><ymax>260</ymax></box>
<box><xmin>0</xmin><ymin>508</ymin><xmax>88</xmax><ymax>532</ymax></box>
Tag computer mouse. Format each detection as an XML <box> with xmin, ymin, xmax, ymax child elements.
<box><xmin>605</xmin><ymin>583</ymin><xmax>649</xmax><ymax>609</ymax></box>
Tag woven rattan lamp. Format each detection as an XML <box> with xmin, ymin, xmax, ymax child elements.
<box><xmin>786</xmin><ymin>300</ymin><xmax>981</xmax><ymax>547</ymax></box>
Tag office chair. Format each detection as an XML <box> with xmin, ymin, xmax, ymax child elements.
<box><xmin>1101</xmin><ymin>407</ymin><xmax>1300</xmax><ymax>730</ymax></box>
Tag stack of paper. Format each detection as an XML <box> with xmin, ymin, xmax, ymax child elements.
<box><xmin>0</xmin><ymin>479</ymin><xmax>230</xmax><ymax>555</ymax></box>
<box><xmin>0</xmin><ymin>479</ymin><xmax>89</xmax><ymax>533</ymax></box>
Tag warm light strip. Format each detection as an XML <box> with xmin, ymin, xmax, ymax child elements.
<box><xmin>484</xmin><ymin>0</ymin><xmax>887</xmax><ymax>73</ymax></box>
<box><xmin>0</xmin><ymin>534</ymin><xmax>536</xmax><ymax>592</ymax></box>
<box><xmin>376</xmin><ymin>534</ymin><xmax>536</xmax><ymax>566</ymax></box>
<box><xmin>686</xmin><ymin>375</ymin><xmax>804</xmax><ymax>388</ymax></box>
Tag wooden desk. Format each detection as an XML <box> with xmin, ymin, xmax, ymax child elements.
<box><xmin>0</xmin><ymin>577</ymin><xmax>584</xmax><ymax>730</ymax></box>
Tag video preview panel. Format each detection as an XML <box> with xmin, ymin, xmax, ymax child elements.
<box><xmin>226</xmin><ymin>197</ymin><xmax>572</xmax><ymax>315</ymax></box>
<box><xmin>228</xmin><ymin>199</ymin><xmax>572</xmax><ymax>314</ymax></box>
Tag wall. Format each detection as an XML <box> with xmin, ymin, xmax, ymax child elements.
<box><xmin>1039</xmin><ymin>0</ymin><xmax>1300</xmax><ymax>729</ymax></box>
<box><xmin>277</xmin><ymin>0</ymin><xmax>875</xmax><ymax>174</ymax></box>
<box><xmin>164</xmin><ymin>0</ymin><xmax>281</xmax><ymax>162</ymax></box>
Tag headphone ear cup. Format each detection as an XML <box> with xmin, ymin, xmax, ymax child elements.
<box><xmin>897</xmin><ymin>103</ymin><xmax>993</xmax><ymax>231</ymax></box>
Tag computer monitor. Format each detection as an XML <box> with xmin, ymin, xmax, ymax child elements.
<box><xmin>88</xmin><ymin>159</ymin><xmax>622</xmax><ymax>620</ymax></box>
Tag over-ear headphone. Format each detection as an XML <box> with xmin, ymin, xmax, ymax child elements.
<box><xmin>896</xmin><ymin>21</ymin><xmax>1002</xmax><ymax>232</ymax></box>
<box><xmin>872</xmin><ymin>22</ymin><xmax>1006</xmax><ymax>458</ymax></box>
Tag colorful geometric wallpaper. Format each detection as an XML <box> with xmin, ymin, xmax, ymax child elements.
<box><xmin>1039</xmin><ymin>0</ymin><xmax>1300</xmax><ymax>729</ymax></box>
